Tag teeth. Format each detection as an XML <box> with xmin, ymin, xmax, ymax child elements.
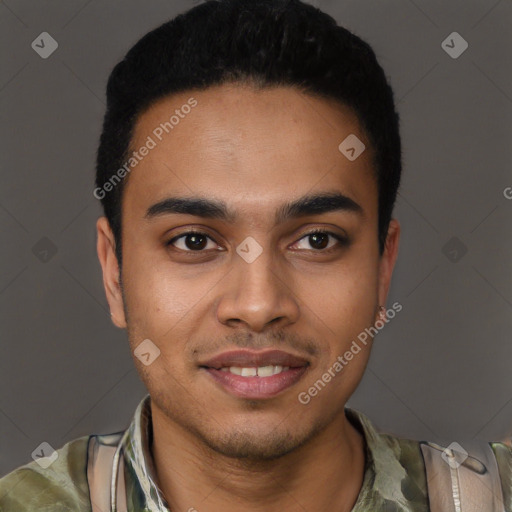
<box><xmin>221</xmin><ymin>365</ymin><xmax>290</xmax><ymax>377</ymax></box>
<box><xmin>256</xmin><ymin>365</ymin><xmax>275</xmax><ymax>377</ymax></box>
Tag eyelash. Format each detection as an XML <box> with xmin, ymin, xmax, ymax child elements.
<box><xmin>165</xmin><ymin>228</ymin><xmax>349</xmax><ymax>254</ymax></box>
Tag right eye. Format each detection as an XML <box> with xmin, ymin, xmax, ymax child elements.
<box><xmin>166</xmin><ymin>230</ymin><xmax>221</xmax><ymax>252</ymax></box>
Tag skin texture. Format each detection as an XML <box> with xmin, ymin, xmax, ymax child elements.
<box><xmin>96</xmin><ymin>83</ymin><xmax>400</xmax><ymax>512</ymax></box>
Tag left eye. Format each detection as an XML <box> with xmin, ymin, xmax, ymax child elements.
<box><xmin>292</xmin><ymin>230</ymin><xmax>347</xmax><ymax>251</ymax></box>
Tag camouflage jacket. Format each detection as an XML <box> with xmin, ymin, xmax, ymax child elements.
<box><xmin>1</xmin><ymin>393</ymin><xmax>511</xmax><ymax>511</ymax></box>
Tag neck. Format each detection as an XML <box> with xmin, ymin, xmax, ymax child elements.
<box><xmin>149</xmin><ymin>408</ymin><xmax>366</xmax><ymax>512</ymax></box>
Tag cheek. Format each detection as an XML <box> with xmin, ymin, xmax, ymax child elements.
<box><xmin>293</xmin><ymin>252</ymin><xmax>379</xmax><ymax>383</ymax></box>
<box><xmin>121</xmin><ymin>251</ymin><xmax>223</xmax><ymax>363</ymax></box>
<box><xmin>298</xmin><ymin>268</ymin><xmax>377</xmax><ymax>400</ymax></box>
<box><xmin>299</xmin><ymin>258</ymin><xmax>378</xmax><ymax>324</ymax></box>
<box><xmin>122</xmin><ymin>248</ymin><xmax>199</xmax><ymax>324</ymax></box>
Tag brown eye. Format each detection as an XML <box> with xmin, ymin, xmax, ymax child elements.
<box><xmin>308</xmin><ymin>232</ymin><xmax>329</xmax><ymax>250</ymax></box>
<box><xmin>292</xmin><ymin>230</ymin><xmax>349</xmax><ymax>251</ymax></box>
<box><xmin>167</xmin><ymin>231</ymin><xmax>218</xmax><ymax>251</ymax></box>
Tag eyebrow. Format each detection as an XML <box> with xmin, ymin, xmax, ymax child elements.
<box><xmin>144</xmin><ymin>191</ymin><xmax>365</xmax><ymax>224</ymax></box>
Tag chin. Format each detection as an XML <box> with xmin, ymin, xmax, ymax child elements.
<box><xmin>152</xmin><ymin>388</ymin><xmax>333</xmax><ymax>461</ymax></box>
<box><xmin>193</xmin><ymin>414</ymin><xmax>328</xmax><ymax>462</ymax></box>
<box><xmin>199</xmin><ymin>429</ymin><xmax>303</xmax><ymax>461</ymax></box>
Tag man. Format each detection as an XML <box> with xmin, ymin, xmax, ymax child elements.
<box><xmin>1</xmin><ymin>0</ymin><xmax>510</xmax><ymax>511</ymax></box>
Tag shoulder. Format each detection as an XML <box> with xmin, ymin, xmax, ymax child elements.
<box><xmin>348</xmin><ymin>407</ymin><xmax>512</xmax><ymax>510</ymax></box>
<box><xmin>382</xmin><ymin>432</ymin><xmax>512</xmax><ymax>509</ymax></box>
<box><xmin>346</xmin><ymin>407</ymin><xmax>430</xmax><ymax>507</ymax></box>
<box><xmin>0</xmin><ymin>435</ymin><xmax>92</xmax><ymax>512</ymax></box>
<box><xmin>379</xmin><ymin>432</ymin><xmax>512</xmax><ymax>480</ymax></box>
<box><xmin>377</xmin><ymin>431</ymin><xmax>430</xmax><ymax>504</ymax></box>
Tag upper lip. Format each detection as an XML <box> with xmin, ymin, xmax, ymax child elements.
<box><xmin>199</xmin><ymin>349</ymin><xmax>310</xmax><ymax>369</ymax></box>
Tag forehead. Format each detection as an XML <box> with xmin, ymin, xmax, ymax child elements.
<box><xmin>122</xmin><ymin>83</ymin><xmax>376</xmax><ymax>223</ymax></box>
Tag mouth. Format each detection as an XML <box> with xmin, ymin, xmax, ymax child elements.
<box><xmin>199</xmin><ymin>349</ymin><xmax>310</xmax><ymax>399</ymax></box>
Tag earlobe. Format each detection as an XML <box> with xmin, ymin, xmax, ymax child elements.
<box><xmin>96</xmin><ymin>217</ymin><xmax>127</xmax><ymax>329</ymax></box>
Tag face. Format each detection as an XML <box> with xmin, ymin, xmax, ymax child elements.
<box><xmin>97</xmin><ymin>83</ymin><xmax>400</xmax><ymax>460</ymax></box>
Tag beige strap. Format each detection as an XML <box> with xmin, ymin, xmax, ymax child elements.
<box><xmin>420</xmin><ymin>440</ymin><xmax>506</xmax><ymax>512</ymax></box>
<box><xmin>87</xmin><ymin>434</ymin><xmax>128</xmax><ymax>512</ymax></box>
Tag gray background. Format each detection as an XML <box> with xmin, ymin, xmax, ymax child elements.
<box><xmin>1</xmin><ymin>0</ymin><xmax>511</xmax><ymax>476</ymax></box>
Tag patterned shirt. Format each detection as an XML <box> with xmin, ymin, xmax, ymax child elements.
<box><xmin>1</xmin><ymin>393</ymin><xmax>511</xmax><ymax>511</ymax></box>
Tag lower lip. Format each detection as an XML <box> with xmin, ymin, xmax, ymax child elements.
<box><xmin>203</xmin><ymin>366</ymin><xmax>309</xmax><ymax>399</ymax></box>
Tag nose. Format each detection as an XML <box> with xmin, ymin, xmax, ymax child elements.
<box><xmin>216</xmin><ymin>246</ymin><xmax>300</xmax><ymax>332</ymax></box>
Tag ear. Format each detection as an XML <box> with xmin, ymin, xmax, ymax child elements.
<box><xmin>96</xmin><ymin>216</ymin><xmax>127</xmax><ymax>328</ymax></box>
<box><xmin>377</xmin><ymin>218</ymin><xmax>401</xmax><ymax>311</ymax></box>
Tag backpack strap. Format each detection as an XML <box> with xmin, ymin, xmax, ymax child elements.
<box><xmin>87</xmin><ymin>433</ymin><xmax>128</xmax><ymax>512</ymax></box>
<box><xmin>420</xmin><ymin>439</ymin><xmax>506</xmax><ymax>511</ymax></box>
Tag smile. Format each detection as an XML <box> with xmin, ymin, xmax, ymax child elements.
<box><xmin>199</xmin><ymin>349</ymin><xmax>310</xmax><ymax>399</ymax></box>
<box><xmin>220</xmin><ymin>365</ymin><xmax>289</xmax><ymax>377</ymax></box>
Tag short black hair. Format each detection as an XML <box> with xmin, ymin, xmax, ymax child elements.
<box><xmin>95</xmin><ymin>0</ymin><xmax>402</xmax><ymax>266</ymax></box>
